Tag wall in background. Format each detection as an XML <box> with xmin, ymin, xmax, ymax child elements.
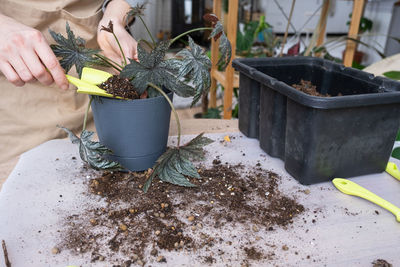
<box><xmin>129</xmin><ymin>0</ymin><xmax>172</xmax><ymax>42</ymax></box>
<box><xmin>257</xmin><ymin>0</ymin><xmax>397</xmax><ymax>65</ymax></box>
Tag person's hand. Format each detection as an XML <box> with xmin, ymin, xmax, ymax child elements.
<box><xmin>97</xmin><ymin>0</ymin><xmax>138</xmax><ymax>66</ymax></box>
<box><xmin>0</xmin><ymin>14</ymin><xmax>69</xmax><ymax>89</ymax></box>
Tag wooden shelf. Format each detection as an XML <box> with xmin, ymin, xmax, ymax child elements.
<box><xmin>211</xmin><ymin>69</ymin><xmax>239</xmax><ymax>89</ymax></box>
<box><xmin>209</xmin><ymin>0</ymin><xmax>239</xmax><ymax>119</ymax></box>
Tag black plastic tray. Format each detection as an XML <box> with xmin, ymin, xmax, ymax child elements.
<box><xmin>233</xmin><ymin>57</ymin><xmax>400</xmax><ymax>184</ymax></box>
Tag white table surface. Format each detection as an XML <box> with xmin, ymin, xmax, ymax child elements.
<box><xmin>0</xmin><ymin>133</ymin><xmax>399</xmax><ymax>267</ymax></box>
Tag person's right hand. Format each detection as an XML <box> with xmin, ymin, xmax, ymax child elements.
<box><xmin>0</xmin><ymin>14</ymin><xmax>69</xmax><ymax>90</ymax></box>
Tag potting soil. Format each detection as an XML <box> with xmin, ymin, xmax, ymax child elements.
<box><xmin>58</xmin><ymin>162</ymin><xmax>305</xmax><ymax>265</ymax></box>
<box><xmin>100</xmin><ymin>75</ymin><xmax>141</xmax><ymax>99</ymax></box>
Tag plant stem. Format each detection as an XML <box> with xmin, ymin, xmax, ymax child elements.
<box><xmin>170</xmin><ymin>27</ymin><xmax>213</xmax><ymax>46</ymax></box>
<box><xmin>112</xmin><ymin>32</ymin><xmax>127</xmax><ymax>66</ymax></box>
<box><xmin>83</xmin><ymin>97</ymin><xmax>93</xmax><ymax>132</ymax></box>
<box><xmin>148</xmin><ymin>83</ymin><xmax>181</xmax><ymax>147</ymax></box>
<box><xmin>95</xmin><ymin>53</ymin><xmax>123</xmax><ymax>72</ymax></box>
<box><xmin>138</xmin><ymin>16</ymin><xmax>156</xmax><ymax>46</ymax></box>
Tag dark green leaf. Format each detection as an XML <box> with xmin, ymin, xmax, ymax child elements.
<box><xmin>120</xmin><ymin>42</ymin><xmax>195</xmax><ymax>96</ymax></box>
<box><xmin>203</xmin><ymin>107</ymin><xmax>222</xmax><ymax>119</ymax></box>
<box><xmin>392</xmin><ymin>147</ymin><xmax>400</xmax><ymax>160</ymax></box>
<box><xmin>176</xmin><ymin>37</ymin><xmax>211</xmax><ymax>106</ymax></box>
<box><xmin>383</xmin><ymin>71</ymin><xmax>400</xmax><ymax>81</ymax></box>
<box><xmin>138</xmin><ymin>40</ymin><xmax>170</xmax><ymax>69</ymax></box>
<box><xmin>58</xmin><ymin>126</ymin><xmax>122</xmax><ymax>170</ymax></box>
<box><xmin>143</xmin><ymin>133</ymin><xmax>213</xmax><ymax>192</ymax></box>
<box><xmin>396</xmin><ymin>129</ymin><xmax>400</xmax><ymax>141</ymax></box>
<box><xmin>49</xmin><ymin>22</ymin><xmax>101</xmax><ymax>77</ymax></box>
<box><xmin>236</xmin><ymin>21</ymin><xmax>258</xmax><ymax>52</ymax></box>
<box><xmin>209</xmin><ymin>21</ymin><xmax>232</xmax><ymax>70</ymax></box>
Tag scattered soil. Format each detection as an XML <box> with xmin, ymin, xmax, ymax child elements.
<box><xmin>99</xmin><ymin>75</ymin><xmax>140</xmax><ymax>99</ymax></box>
<box><xmin>292</xmin><ymin>79</ymin><xmax>342</xmax><ymax>97</ymax></box>
<box><xmin>372</xmin><ymin>259</ymin><xmax>393</xmax><ymax>267</ymax></box>
<box><xmin>58</xmin><ymin>161</ymin><xmax>306</xmax><ymax>265</ymax></box>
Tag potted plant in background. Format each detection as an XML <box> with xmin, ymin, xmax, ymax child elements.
<box><xmin>50</xmin><ymin>4</ymin><xmax>231</xmax><ymax>192</ymax></box>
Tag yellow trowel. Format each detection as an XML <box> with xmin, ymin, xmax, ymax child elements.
<box><xmin>66</xmin><ymin>67</ymin><xmax>121</xmax><ymax>99</ymax></box>
<box><xmin>332</xmin><ymin>178</ymin><xmax>400</xmax><ymax>222</ymax></box>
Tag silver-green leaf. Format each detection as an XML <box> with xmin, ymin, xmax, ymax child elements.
<box><xmin>49</xmin><ymin>22</ymin><xmax>101</xmax><ymax>77</ymax></box>
<box><xmin>120</xmin><ymin>41</ymin><xmax>195</xmax><ymax>96</ymax></box>
<box><xmin>143</xmin><ymin>133</ymin><xmax>213</xmax><ymax>192</ymax></box>
<box><xmin>176</xmin><ymin>37</ymin><xmax>211</xmax><ymax>107</ymax></box>
<box><xmin>58</xmin><ymin>126</ymin><xmax>122</xmax><ymax>170</ymax></box>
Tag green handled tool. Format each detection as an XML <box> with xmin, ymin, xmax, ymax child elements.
<box><xmin>332</xmin><ymin>178</ymin><xmax>400</xmax><ymax>222</ymax></box>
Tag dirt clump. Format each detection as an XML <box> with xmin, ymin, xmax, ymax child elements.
<box><xmin>372</xmin><ymin>259</ymin><xmax>393</xmax><ymax>267</ymax></box>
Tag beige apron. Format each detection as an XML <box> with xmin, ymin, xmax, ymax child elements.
<box><xmin>0</xmin><ymin>0</ymin><xmax>103</xmax><ymax>172</ymax></box>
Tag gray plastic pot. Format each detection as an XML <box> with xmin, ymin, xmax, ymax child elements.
<box><xmin>91</xmin><ymin>92</ymin><xmax>173</xmax><ymax>171</ymax></box>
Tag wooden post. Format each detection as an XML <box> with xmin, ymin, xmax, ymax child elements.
<box><xmin>223</xmin><ymin>0</ymin><xmax>238</xmax><ymax>119</ymax></box>
<box><xmin>316</xmin><ymin>0</ymin><xmax>330</xmax><ymax>47</ymax></box>
<box><xmin>343</xmin><ymin>0</ymin><xmax>366</xmax><ymax>67</ymax></box>
<box><xmin>209</xmin><ymin>0</ymin><xmax>222</xmax><ymax>108</ymax></box>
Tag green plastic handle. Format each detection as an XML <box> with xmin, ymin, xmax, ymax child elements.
<box><xmin>332</xmin><ymin>178</ymin><xmax>400</xmax><ymax>222</ymax></box>
<box><xmin>386</xmin><ymin>162</ymin><xmax>400</xmax><ymax>182</ymax></box>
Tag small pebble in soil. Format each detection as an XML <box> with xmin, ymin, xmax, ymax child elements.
<box><xmin>282</xmin><ymin>245</ymin><xmax>289</xmax><ymax>251</ymax></box>
<box><xmin>150</xmin><ymin>248</ymin><xmax>158</xmax><ymax>256</ymax></box>
<box><xmin>132</xmin><ymin>254</ymin><xmax>138</xmax><ymax>261</ymax></box>
<box><xmin>89</xmin><ymin>218</ymin><xmax>97</xmax><ymax>226</ymax></box>
<box><xmin>51</xmin><ymin>247</ymin><xmax>60</xmax><ymax>254</ymax></box>
<box><xmin>252</xmin><ymin>225</ymin><xmax>259</xmax><ymax>232</ymax></box>
<box><xmin>159</xmin><ymin>213</ymin><xmax>165</xmax><ymax>218</ymax></box>
<box><xmin>119</xmin><ymin>224</ymin><xmax>128</xmax><ymax>231</ymax></box>
<box><xmin>188</xmin><ymin>215</ymin><xmax>195</xmax><ymax>222</ymax></box>
<box><xmin>155</xmin><ymin>230</ymin><xmax>161</xmax><ymax>236</ymax></box>
<box><xmin>156</xmin><ymin>256</ymin><xmax>167</xmax><ymax>263</ymax></box>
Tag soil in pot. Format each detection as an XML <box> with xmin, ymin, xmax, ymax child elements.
<box><xmin>99</xmin><ymin>75</ymin><xmax>141</xmax><ymax>99</ymax></box>
<box><xmin>292</xmin><ymin>80</ymin><xmax>341</xmax><ymax>97</ymax></box>
<box><xmin>57</xmin><ymin>160</ymin><xmax>307</xmax><ymax>265</ymax></box>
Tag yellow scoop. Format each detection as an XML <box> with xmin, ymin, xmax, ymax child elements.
<box><xmin>66</xmin><ymin>67</ymin><xmax>121</xmax><ymax>99</ymax></box>
<box><xmin>385</xmin><ymin>162</ymin><xmax>400</xmax><ymax>182</ymax></box>
<box><xmin>332</xmin><ymin>178</ymin><xmax>400</xmax><ymax>222</ymax></box>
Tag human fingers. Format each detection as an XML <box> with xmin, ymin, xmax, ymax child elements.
<box><xmin>7</xmin><ymin>54</ymin><xmax>35</xmax><ymax>83</ymax></box>
<box><xmin>33</xmin><ymin>39</ymin><xmax>69</xmax><ymax>90</ymax></box>
<box><xmin>20</xmin><ymin>48</ymin><xmax>54</xmax><ymax>86</ymax></box>
<box><xmin>0</xmin><ymin>61</ymin><xmax>25</xmax><ymax>86</ymax></box>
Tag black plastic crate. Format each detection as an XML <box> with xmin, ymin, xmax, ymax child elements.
<box><xmin>233</xmin><ymin>57</ymin><xmax>400</xmax><ymax>184</ymax></box>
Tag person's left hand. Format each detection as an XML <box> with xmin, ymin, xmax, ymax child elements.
<box><xmin>97</xmin><ymin>0</ymin><xmax>138</xmax><ymax>67</ymax></box>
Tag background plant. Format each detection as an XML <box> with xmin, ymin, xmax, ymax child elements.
<box><xmin>50</xmin><ymin>4</ymin><xmax>231</xmax><ymax>192</ymax></box>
